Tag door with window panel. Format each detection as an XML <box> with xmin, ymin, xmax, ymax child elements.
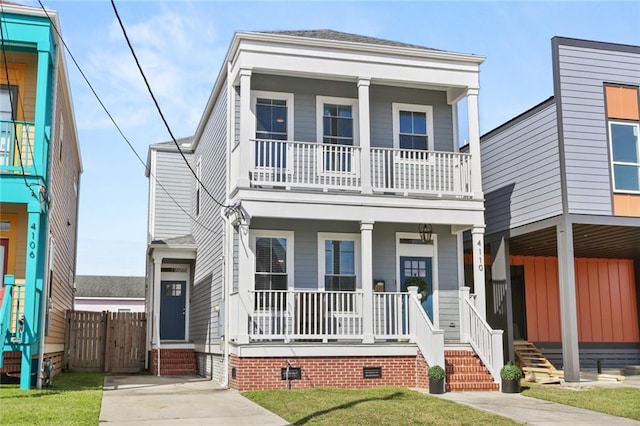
<box><xmin>255</xmin><ymin>98</ymin><xmax>288</xmax><ymax>175</ymax></box>
<box><xmin>0</xmin><ymin>86</ymin><xmax>17</xmax><ymax>167</ymax></box>
<box><xmin>322</xmin><ymin>103</ymin><xmax>354</xmax><ymax>172</ymax></box>
<box><xmin>253</xmin><ymin>236</ymin><xmax>289</xmax><ymax>335</ymax></box>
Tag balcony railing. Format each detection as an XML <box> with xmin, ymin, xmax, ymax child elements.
<box><xmin>248</xmin><ymin>139</ymin><xmax>472</xmax><ymax>197</ymax></box>
<box><xmin>0</xmin><ymin>121</ymin><xmax>35</xmax><ymax>173</ymax></box>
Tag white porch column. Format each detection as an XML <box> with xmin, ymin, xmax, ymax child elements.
<box><xmin>358</xmin><ymin>78</ymin><xmax>372</xmax><ymax>194</ymax></box>
<box><xmin>490</xmin><ymin>237</ymin><xmax>512</xmax><ymax>363</ymax></box>
<box><xmin>238</xmin><ymin>69</ymin><xmax>253</xmax><ymax>188</ymax></box>
<box><xmin>466</xmin><ymin>89</ymin><xmax>483</xmax><ymax>198</ymax></box>
<box><xmin>360</xmin><ymin>220</ymin><xmax>374</xmax><ymax>343</ymax></box>
<box><xmin>152</xmin><ymin>255</ymin><xmax>163</xmax><ymax>347</ymax></box>
<box><xmin>557</xmin><ymin>220</ymin><xmax>580</xmax><ymax>381</ymax></box>
<box><xmin>471</xmin><ymin>226</ymin><xmax>486</xmax><ymax>319</ymax></box>
<box><xmin>236</xmin><ymin>224</ymin><xmax>252</xmax><ymax>344</ymax></box>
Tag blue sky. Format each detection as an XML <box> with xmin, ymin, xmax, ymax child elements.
<box><xmin>32</xmin><ymin>1</ymin><xmax>640</xmax><ymax>276</ymax></box>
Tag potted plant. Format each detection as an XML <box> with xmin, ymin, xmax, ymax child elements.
<box><xmin>500</xmin><ymin>364</ymin><xmax>523</xmax><ymax>393</ymax></box>
<box><xmin>405</xmin><ymin>276</ymin><xmax>428</xmax><ymax>301</ymax></box>
<box><xmin>428</xmin><ymin>365</ymin><xmax>446</xmax><ymax>394</ymax></box>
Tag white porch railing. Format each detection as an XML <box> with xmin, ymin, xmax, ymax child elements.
<box><xmin>248</xmin><ymin>139</ymin><xmax>473</xmax><ymax>197</ymax></box>
<box><xmin>251</xmin><ymin>139</ymin><xmax>361</xmax><ymax>191</ymax></box>
<box><xmin>371</xmin><ymin>148</ymin><xmax>472</xmax><ymax>197</ymax></box>
<box><xmin>459</xmin><ymin>287</ymin><xmax>503</xmax><ymax>383</ymax></box>
<box><xmin>406</xmin><ymin>287</ymin><xmax>445</xmax><ymax>369</ymax></box>
<box><xmin>372</xmin><ymin>292</ymin><xmax>411</xmax><ymax>340</ymax></box>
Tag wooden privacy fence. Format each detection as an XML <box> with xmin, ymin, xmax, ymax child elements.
<box><xmin>65</xmin><ymin>310</ymin><xmax>146</xmax><ymax>373</ymax></box>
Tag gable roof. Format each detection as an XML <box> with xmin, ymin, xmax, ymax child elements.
<box><xmin>75</xmin><ymin>275</ymin><xmax>145</xmax><ymax>298</ymax></box>
<box><xmin>257</xmin><ymin>29</ymin><xmax>440</xmax><ymax>52</ymax></box>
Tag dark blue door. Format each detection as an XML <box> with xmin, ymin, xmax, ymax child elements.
<box><xmin>160</xmin><ymin>281</ymin><xmax>186</xmax><ymax>340</ymax></box>
<box><xmin>400</xmin><ymin>256</ymin><xmax>433</xmax><ymax>322</ymax></box>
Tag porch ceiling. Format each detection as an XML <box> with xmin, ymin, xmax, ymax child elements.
<box><xmin>509</xmin><ymin>224</ymin><xmax>640</xmax><ymax>259</ymax></box>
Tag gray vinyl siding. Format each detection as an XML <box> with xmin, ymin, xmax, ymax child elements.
<box><xmin>247</xmin><ymin>219</ymin><xmax>460</xmax><ymax>338</ymax></box>
<box><xmin>152</xmin><ymin>149</ymin><xmax>193</xmax><ymax>239</ymax></box>
<box><xmin>481</xmin><ymin>102</ymin><xmax>563</xmax><ymax>235</ymax></box>
<box><xmin>556</xmin><ymin>44</ymin><xmax>640</xmax><ymax>215</ymax></box>
<box><xmin>190</xmin><ymin>82</ymin><xmax>228</xmax><ymax>345</ymax></box>
<box><xmin>249</xmin><ymin>75</ymin><xmax>454</xmax><ymax>151</ymax></box>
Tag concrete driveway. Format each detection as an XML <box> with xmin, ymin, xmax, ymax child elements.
<box><xmin>99</xmin><ymin>375</ymin><xmax>289</xmax><ymax>425</ymax></box>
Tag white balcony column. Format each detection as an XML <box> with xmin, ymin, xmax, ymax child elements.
<box><xmin>471</xmin><ymin>226</ymin><xmax>486</xmax><ymax>319</ymax></box>
<box><xmin>466</xmin><ymin>89</ymin><xmax>483</xmax><ymax>198</ymax></box>
<box><xmin>238</xmin><ymin>68</ymin><xmax>253</xmax><ymax>188</ymax></box>
<box><xmin>236</xmin><ymin>224</ymin><xmax>252</xmax><ymax>344</ymax></box>
<box><xmin>557</xmin><ymin>220</ymin><xmax>580</xmax><ymax>381</ymax></box>
<box><xmin>360</xmin><ymin>220</ymin><xmax>374</xmax><ymax>343</ymax></box>
<box><xmin>358</xmin><ymin>78</ymin><xmax>372</xmax><ymax>194</ymax></box>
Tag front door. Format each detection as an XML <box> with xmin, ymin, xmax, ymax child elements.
<box><xmin>400</xmin><ymin>256</ymin><xmax>433</xmax><ymax>322</ymax></box>
<box><xmin>160</xmin><ymin>280</ymin><xmax>186</xmax><ymax>340</ymax></box>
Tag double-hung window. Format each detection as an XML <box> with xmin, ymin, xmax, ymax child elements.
<box><xmin>0</xmin><ymin>86</ymin><xmax>17</xmax><ymax>166</ymax></box>
<box><xmin>606</xmin><ymin>86</ymin><xmax>640</xmax><ymax>193</ymax></box>
<box><xmin>252</xmin><ymin>91</ymin><xmax>293</xmax><ymax>169</ymax></box>
<box><xmin>392</xmin><ymin>103</ymin><xmax>434</xmax><ymax>159</ymax></box>
<box><xmin>317</xmin><ymin>96</ymin><xmax>358</xmax><ymax>173</ymax></box>
<box><xmin>253</xmin><ymin>231</ymin><xmax>293</xmax><ymax>310</ymax></box>
<box><xmin>318</xmin><ymin>233</ymin><xmax>359</xmax><ymax>312</ymax></box>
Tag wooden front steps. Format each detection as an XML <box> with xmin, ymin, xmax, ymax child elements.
<box><xmin>0</xmin><ymin>351</ymin><xmax>21</xmax><ymax>376</ymax></box>
<box><xmin>150</xmin><ymin>349</ymin><xmax>197</xmax><ymax>376</ymax></box>
<box><xmin>444</xmin><ymin>350</ymin><xmax>499</xmax><ymax>391</ymax></box>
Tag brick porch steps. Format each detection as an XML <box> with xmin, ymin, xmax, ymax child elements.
<box><xmin>444</xmin><ymin>350</ymin><xmax>498</xmax><ymax>392</ymax></box>
<box><xmin>150</xmin><ymin>349</ymin><xmax>197</xmax><ymax>376</ymax></box>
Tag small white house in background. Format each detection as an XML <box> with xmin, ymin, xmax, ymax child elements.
<box><xmin>74</xmin><ymin>275</ymin><xmax>145</xmax><ymax>313</ymax></box>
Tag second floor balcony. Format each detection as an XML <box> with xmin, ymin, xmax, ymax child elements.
<box><xmin>0</xmin><ymin>120</ymin><xmax>39</xmax><ymax>175</ymax></box>
<box><xmin>250</xmin><ymin>139</ymin><xmax>472</xmax><ymax>198</ymax></box>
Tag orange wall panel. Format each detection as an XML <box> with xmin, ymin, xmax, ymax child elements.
<box><xmin>613</xmin><ymin>194</ymin><xmax>640</xmax><ymax>217</ymax></box>
<box><xmin>605</xmin><ymin>86</ymin><xmax>639</xmax><ymax>120</ymax></box>
<box><xmin>523</xmin><ymin>256</ymin><xmax>561</xmax><ymax>342</ymax></box>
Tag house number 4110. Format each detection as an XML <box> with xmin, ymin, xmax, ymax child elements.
<box><xmin>476</xmin><ymin>240</ymin><xmax>483</xmax><ymax>272</ymax></box>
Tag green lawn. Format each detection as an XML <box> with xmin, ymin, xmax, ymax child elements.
<box><xmin>522</xmin><ymin>383</ymin><xmax>640</xmax><ymax>421</ymax></box>
<box><xmin>0</xmin><ymin>372</ymin><xmax>104</xmax><ymax>426</ymax></box>
<box><xmin>244</xmin><ymin>387</ymin><xmax>518</xmax><ymax>425</ymax></box>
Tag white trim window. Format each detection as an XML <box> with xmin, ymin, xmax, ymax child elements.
<box><xmin>392</xmin><ymin>103</ymin><xmax>434</xmax><ymax>152</ymax></box>
<box><xmin>318</xmin><ymin>232</ymin><xmax>360</xmax><ymax>292</ymax></box>
<box><xmin>251</xmin><ymin>91</ymin><xmax>294</xmax><ymax>169</ymax></box>
<box><xmin>316</xmin><ymin>96</ymin><xmax>359</xmax><ymax>173</ymax></box>
<box><xmin>252</xmin><ymin>230</ymin><xmax>294</xmax><ymax>292</ymax></box>
<box><xmin>609</xmin><ymin>122</ymin><xmax>640</xmax><ymax>193</ymax></box>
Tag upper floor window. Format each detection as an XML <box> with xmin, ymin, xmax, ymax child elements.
<box><xmin>392</xmin><ymin>103</ymin><xmax>434</xmax><ymax>152</ymax></box>
<box><xmin>316</xmin><ymin>97</ymin><xmax>358</xmax><ymax>173</ymax></box>
<box><xmin>251</xmin><ymin>91</ymin><xmax>293</xmax><ymax>170</ymax></box>
<box><xmin>0</xmin><ymin>86</ymin><xmax>17</xmax><ymax>121</ymax></box>
<box><xmin>605</xmin><ymin>85</ymin><xmax>639</xmax><ymax>193</ymax></box>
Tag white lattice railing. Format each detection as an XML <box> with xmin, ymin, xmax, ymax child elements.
<box><xmin>459</xmin><ymin>287</ymin><xmax>503</xmax><ymax>382</ymax></box>
<box><xmin>406</xmin><ymin>287</ymin><xmax>445</xmax><ymax>369</ymax></box>
<box><xmin>370</xmin><ymin>148</ymin><xmax>472</xmax><ymax>197</ymax></box>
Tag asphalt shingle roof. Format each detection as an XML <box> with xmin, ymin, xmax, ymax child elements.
<box><xmin>150</xmin><ymin>234</ymin><xmax>196</xmax><ymax>246</ymax></box>
<box><xmin>75</xmin><ymin>275</ymin><xmax>145</xmax><ymax>298</ymax></box>
<box><xmin>257</xmin><ymin>29</ymin><xmax>440</xmax><ymax>52</ymax></box>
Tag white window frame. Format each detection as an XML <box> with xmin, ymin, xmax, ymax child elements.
<box><xmin>195</xmin><ymin>156</ymin><xmax>202</xmax><ymax>217</ymax></box>
<box><xmin>316</xmin><ymin>96</ymin><xmax>359</xmax><ymax>146</ymax></box>
<box><xmin>317</xmin><ymin>232</ymin><xmax>360</xmax><ymax>291</ymax></box>
<box><xmin>251</xmin><ymin>90</ymin><xmax>294</xmax><ymax>142</ymax></box>
<box><xmin>250</xmin><ymin>230</ymin><xmax>295</xmax><ymax>291</ymax></box>
<box><xmin>608</xmin><ymin>121</ymin><xmax>640</xmax><ymax>194</ymax></box>
<box><xmin>392</xmin><ymin>103</ymin><xmax>434</xmax><ymax>151</ymax></box>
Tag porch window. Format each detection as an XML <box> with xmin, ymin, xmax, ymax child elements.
<box><xmin>324</xmin><ymin>240</ymin><xmax>356</xmax><ymax>291</ymax></box>
<box><xmin>392</xmin><ymin>103</ymin><xmax>434</xmax><ymax>153</ymax></box>
<box><xmin>317</xmin><ymin>96</ymin><xmax>358</xmax><ymax>173</ymax></box>
<box><xmin>0</xmin><ymin>86</ymin><xmax>17</xmax><ymax>166</ymax></box>
<box><xmin>253</xmin><ymin>231</ymin><xmax>293</xmax><ymax>310</ymax></box>
<box><xmin>252</xmin><ymin>91</ymin><xmax>293</xmax><ymax>170</ymax></box>
<box><xmin>609</xmin><ymin>122</ymin><xmax>640</xmax><ymax>192</ymax></box>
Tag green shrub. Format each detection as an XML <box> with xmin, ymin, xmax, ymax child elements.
<box><xmin>428</xmin><ymin>365</ymin><xmax>445</xmax><ymax>380</ymax></box>
<box><xmin>500</xmin><ymin>364</ymin><xmax>523</xmax><ymax>381</ymax></box>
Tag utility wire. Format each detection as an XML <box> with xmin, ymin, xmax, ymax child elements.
<box><xmin>0</xmin><ymin>4</ymin><xmax>38</xmax><ymax>199</ymax></box>
<box><xmin>110</xmin><ymin>0</ymin><xmax>230</xmax><ymax>210</ymax></box>
<box><xmin>35</xmin><ymin>0</ymin><xmax>219</xmax><ymax>235</ymax></box>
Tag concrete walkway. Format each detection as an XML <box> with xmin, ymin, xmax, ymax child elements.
<box><xmin>99</xmin><ymin>375</ymin><xmax>289</xmax><ymax>425</ymax></box>
<box><xmin>425</xmin><ymin>377</ymin><xmax>640</xmax><ymax>425</ymax></box>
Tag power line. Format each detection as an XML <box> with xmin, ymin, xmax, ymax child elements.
<box><xmin>35</xmin><ymin>0</ymin><xmax>219</xmax><ymax>235</ymax></box>
<box><xmin>110</xmin><ymin>0</ymin><xmax>230</xmax><ymax>210</ymax></box>
<box><xmin>0</xmin><ymin>4</ymin><xmax>38</xmax><ymax>200</ymax></box>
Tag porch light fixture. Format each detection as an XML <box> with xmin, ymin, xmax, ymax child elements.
<box><xmin>418</xmin><ymin>224</ymin><xmax>433</xmax><ymax>243</ymax></box>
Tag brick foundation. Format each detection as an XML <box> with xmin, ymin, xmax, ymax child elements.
<box><xmin>229</xmin><ymin>354</ymin><xmax>429</xmax><ymax>391</ymax></box>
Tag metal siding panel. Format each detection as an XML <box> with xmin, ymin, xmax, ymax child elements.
<box><xmin>481</xmin><ymin>103</ymin><xmax>563</xmax><ymax>235</ymax></box>
<box><xmin>557</xmin><ymin>44</ymin><xmax>640</xmax><ymax>216</ymax></box>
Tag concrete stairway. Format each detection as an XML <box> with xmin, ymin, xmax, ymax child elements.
<box><xmin>150</xmin><ymin>349</ymin><xmax>197</xmax><ymax>376</ymax></box>
<box><xmin>445</xmin><ymin>350</ymin><xmax>499</xmax><ymax>391</ymax></box>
